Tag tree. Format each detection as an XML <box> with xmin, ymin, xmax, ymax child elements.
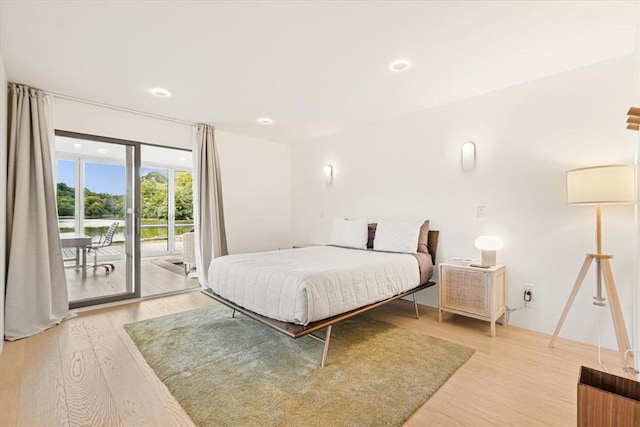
<box><xmin>56</xmin><ymin>183</ymin><xmax>75</xmax><ymax>217</ymax></box>
<box><xmin>84</xmin><ymin>195</ymin><xmax>105</xmax><ymax>218</ymax></box>
<box><xmin>57</xmin><ymin>182</ymin><xmax>75</xmax><ymax>198</ymax></box>
<box><xmin>56</xmin><ymin>170</ymin><xmax>187</xmax><ymax>221</ymax></box>
<box><xmin>143</xmin><ymin>171</ymin><xmax>168</xmax><ymax>184</ymax></box>
<box><xmin>108</xmin><ymin>195</ymin><xmax>125</xmax><ymax>219</ymax></box>
<box><xmin>57</xmin><ymin>195</ymin><xmax>75</xmax><ymax>217</ymax></box>
<box><xmin>141</xmin><ymin>170</ymin><xmax>168</xmax><ymax>219</ymax></box>
<box><xmin>174</xmin><ymin>172</ymin><xmax>193</xmax><ymax>221</ymax></box>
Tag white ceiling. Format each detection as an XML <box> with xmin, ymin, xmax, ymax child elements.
<box><xmin>1</xmin><ymin>1</ymin><xmax>638</xmax><ymax>144</ymax></box>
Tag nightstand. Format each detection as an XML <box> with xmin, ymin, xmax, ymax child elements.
<box><xmin>438</xmin><ymin>263</ymin><xmax>506</xmax><ymax>337</ymax></box>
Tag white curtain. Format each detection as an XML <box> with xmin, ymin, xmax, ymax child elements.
<box><xmin>193</xmin><ymin>124</ymin><xmax>227</xmax><ymax>288</ymax></box>
<box><xmin>5</xmin><ymin>84</ymin><xmax>71</xmax><ymax>340</ymax></box>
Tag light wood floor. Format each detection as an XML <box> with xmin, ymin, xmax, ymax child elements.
<box><xmin>66</xmin><ymin>257</ymin><xmax>198</xmax><ymax>302</ymax></box>
<box><xmin>0</xmin><ymin>292</ymin><xmax>623</xmax><ymax>426</ymax></box>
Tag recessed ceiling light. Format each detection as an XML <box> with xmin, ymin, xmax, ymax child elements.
<box><xmin>97</xmin><ymin>148</ymin><xmax>108</xmax><ymax>154</ymax></box>
<box><xmin>73</xmin><ymin>143</ymin><xmax>82</xmax><ymax>149</ymax></box>
<box><xmin>389</xmin><ymin>59</ymin><xmax>411</xmax><ymax>72</ymax></box>
<box><xmin>257</xmin><ymin>117</ymin><xmax>274</xmax><ymax>125</ymax></box>
<box><xmin>180</xmin><ymin>157</ymin><xmax>186</xmax><ymax>161</ymax></box>
<box><xmin>150</xmin><ymin>87</ymin><xmax>171</xmax><ymax>97</ymax></box>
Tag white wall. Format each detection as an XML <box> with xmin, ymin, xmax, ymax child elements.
<box><xmin>216</xmin><ymin>130</ymin><xmax>292</xmax><ymax>254</ymax></box>
<box><xmin>53</xmin><ymin>98</ymin><xmax>292</xmax><ymax>254</ymax></box>
<box><xmin>292</xmin><ymin>55</ymin><xmax>638</xmax><ymax>350</ymax></box>
<box><xmin>0</xmin><ymin>56</ymin><xmax>7</xmax><ymax>352</ymax></box>
<box><xmin>54</xmin><ymin>98</ymin><xmax>193</xmax><ymax>149</ymax></box>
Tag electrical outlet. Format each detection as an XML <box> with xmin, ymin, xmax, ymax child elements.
<box><xmin>523</xmin><ymin>283</ymin><xmax>534</xmax><ymax>307</ymax></box>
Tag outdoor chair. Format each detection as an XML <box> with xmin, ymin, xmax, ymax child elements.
<box><xmin>87</xmin><ymin>221</ymin><xmax>118</xmax><ymax>274</ymax></box>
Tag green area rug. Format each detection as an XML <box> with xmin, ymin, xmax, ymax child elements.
<box><xmin>124</xmin><ymin>304</ymin><xmax>474</xmax><ymax>427</ymax></box>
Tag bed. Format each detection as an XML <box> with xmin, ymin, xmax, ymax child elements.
<box><xmin>202</xmin><ymin>223</ymin><xmax>438</xmax><ymax>367</ymax></box>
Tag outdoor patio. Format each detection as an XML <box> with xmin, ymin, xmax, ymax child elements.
<box><xmin>62</xmin><ymin>239</ymin><xmax>198</xmax><ymax>302</ymax></box>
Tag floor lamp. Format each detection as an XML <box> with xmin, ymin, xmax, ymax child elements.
<box><xmin>549</xmin><ymin>165</ymin><xmax>636</xmax><ymax>374</ymax></box>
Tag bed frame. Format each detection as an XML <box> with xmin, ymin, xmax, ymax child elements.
<box><xmin>202</xmin><ymin>230</ymin><xmax>439</xmax><ymax>367</ymax></box>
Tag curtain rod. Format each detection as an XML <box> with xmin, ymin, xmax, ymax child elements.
<box><xmin>50</xmin><ymin>92</ymin><xmax>197</xmax><ymax>127</ymax></box>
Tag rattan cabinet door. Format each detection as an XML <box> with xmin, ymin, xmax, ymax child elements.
<box><xmin>441</xmin><ymin>268</ymin><xmax>488</xmax><ymax>316</ymax></box>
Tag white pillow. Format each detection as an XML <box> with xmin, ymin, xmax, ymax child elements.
<box><xmin>330</xmin><ymin>218</ymin><xmax>368</xmax><ymax>249</ymax></box>
<box><xmin>373</xmin><ymin>219</ymin><xmax>423</xmax><ymax>253</ymax></box>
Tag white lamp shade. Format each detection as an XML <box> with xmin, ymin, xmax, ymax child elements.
<box><xmin>567</xmin><ymin>165</ymin><xmax>635</xmax><ymax>204</ymax></box>
<box><xmin>474</xmin><ymin>236</ymin><xmax>504</xmax><ymax>251</ymax></box>
<box><xmin>474</xmin><ymin>236</ymin><xmax>503</xmax><ymax>266</ymax></box>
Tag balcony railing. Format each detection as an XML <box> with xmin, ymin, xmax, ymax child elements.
<box><xmin>60</xmin><ymin>222</ymin><xmax>194</xmax><ymax>263</ymax></box>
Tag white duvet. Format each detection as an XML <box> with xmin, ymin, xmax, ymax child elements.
<box><xmin>207</xmin><ymin>246</ymin><xmax>421</xmax><ymax>325</ymax></box>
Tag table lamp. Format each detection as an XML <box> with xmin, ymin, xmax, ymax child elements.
<box><xmin>472</xmin><ymin>235</ymin><xmax>504</xmax><ymax>267</ymax></box>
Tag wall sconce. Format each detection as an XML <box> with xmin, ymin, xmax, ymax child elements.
<box><xmin>461</xmin><ymin>141</ymin><xmax>476</xmax><ymax>170</ymax></box>
<box><xmin>323</xmin><ymin>164</ymin><xmax>334</xmax><ymax>185</ymax></box>
<box><xmin>472</xmin><ymin>235</ymin><xmax>504</xmax><ymax>267</ymax></box>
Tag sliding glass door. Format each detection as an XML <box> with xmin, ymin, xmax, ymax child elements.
<box><xmin>138</xmin><ymin>145</ymin><xmax>196</xmax><ymax>297</ymax></box>
<box><xmin>139</xmin><ymin>146</ymin><xmax>193</xmax><ymax>257</ymax></box>
<box><xmin>55</xmin><ymin>132</ymin><xmax>196</xmax><ymax>306</ymax></box>
<box><xmin>55</xmin><ymin>132</ymin><xmax>140</xmax><ymax>308</ymax></box>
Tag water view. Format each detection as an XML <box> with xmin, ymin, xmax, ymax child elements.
<box><xmin>57</xmin><ymin>160</ymin><xmax>193</xmax><ymax>251</ymax></box>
